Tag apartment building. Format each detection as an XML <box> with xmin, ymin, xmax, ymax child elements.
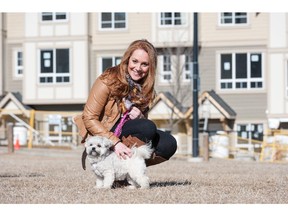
<box><xmin>0</xmin><ymin>12</ymin><xmax>287</xmax><ymax>157</ymax></box>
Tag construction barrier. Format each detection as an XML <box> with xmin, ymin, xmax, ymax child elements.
<box><xmin>260</xmin><ymin>130</ymin><xmax>288</xmax><ymax>162</ymax></box>
<box><xmin>0</xmin><ymin>109</ymin><xmax>81</xmax><ymax>149</ymax></box>
<box><xmin>1</xmin><ymin>108</ymin><xmax>288</xmax><ymax>163</ymax></box>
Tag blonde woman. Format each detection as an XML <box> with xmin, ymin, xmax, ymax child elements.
<box><xmin>75</xmin><ymin>39</ymin><xmax>177</xmax><ymax>167</ymax></box>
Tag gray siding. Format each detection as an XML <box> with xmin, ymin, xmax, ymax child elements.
<box><xmin>220</xmin><ymin>93</ymin><xmax>267</xmax><ymax>120</ymax></box>
<box><xmin>199</xmin><ymin>46</ymin><xmax>267</xmax><ymax>121</ymax></box>
<box><xmin>199</xmin><ymin>47</ymin><xmax>217</xmax><ymax>92</ymax></box>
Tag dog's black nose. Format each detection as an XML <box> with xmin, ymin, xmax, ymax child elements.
<box><xmin>92</xmin><ymin>147</ymin><xmax>95</xmax><ymax>151</ymax></box>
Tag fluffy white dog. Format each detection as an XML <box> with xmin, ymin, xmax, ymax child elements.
<box><xmin>84</xmin><ymin>135</ymin><xmax>153</xmax><ymax>189</ymax></box>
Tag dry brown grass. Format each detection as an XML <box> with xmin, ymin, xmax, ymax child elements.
<box><xmin>0</xmin><ymin>146</ymin><xmax>288</xmax><ymax>204</ymax></box>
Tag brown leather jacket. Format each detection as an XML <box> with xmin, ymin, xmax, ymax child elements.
<box><xmin>74</xmin><ymin>75</ymin><xmax>122</xmax><ymax>145</ymax></box>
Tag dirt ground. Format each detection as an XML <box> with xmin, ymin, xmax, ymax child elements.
<box><xmin>0</xmin><ymin>145</ymin><xmax>287</xmax><ymax>208</ymax></box>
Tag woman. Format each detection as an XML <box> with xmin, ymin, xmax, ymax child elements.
<box><xmin>74</xmin><ymin>39</ymin><xmax>177</xmax><ymax>167</ymax></box>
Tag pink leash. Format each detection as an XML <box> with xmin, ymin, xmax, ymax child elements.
<box><xmin>113</xmin><ymin>111</ymin><xmax>130</xmax><ymax>137</ymax></box>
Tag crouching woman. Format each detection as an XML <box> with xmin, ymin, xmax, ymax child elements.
<box><xmin>74</xmin><ymin>39</ymin><xmax>177</xmax><ymax>166</ymax></box>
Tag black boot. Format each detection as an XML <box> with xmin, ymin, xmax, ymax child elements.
<box><xmin>145</xmin><ymin>152</ymin><xmax>167</xmax><ymax>167</ymax></box>
<box><xmin>122</xmin><ymin>135</ymin><xmax>146</xmax><ymax>148</ymax></box>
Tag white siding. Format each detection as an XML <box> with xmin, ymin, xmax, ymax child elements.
<box><xmin>40</xmin><ymin>25</ymin><xmax>54</xmax><ymax>36</ymax></box>
<box><xmin>269</xmin><ymin>13</ymin><xmax>286</xmax><ymax>48</ymax></box>
<box><xmin>22</xmin><ymin>13</ymin><xmax>89</xmax><ymax>104</ymax></box>
<box><xmin>38</xmin><ymin>88</ymin><xmax>54</xmax><ymax>99</ymax></box>
<box><xmin>25</xmin><ymin>13</ymin><xmax>38</xmax><ymax>37</ymax></box>
<box><xmin>268</xmin><ymin>54</ymin><xmax>285</xmax><ymax>114</ymax></box>
<box><xmin>72</xmin><ymin>41</ymin><xmax>89</xmax><ymax>99</ymax></box>
<box><xmin>70</xmin><ymin>13</ymin><xmax>87</xmax><ymax>35</ymax></box>
<box><xmin>55</xmin><ymin>25</ymin><xmax>69</xmax><ymax>36</ymax></box>
<box><xmin>55</xmin><ymin>87</ymin><xmax>72</xmax><ymax>99</ymax></box>
<box><xmin>23</xmin><ymin>42</ymin><xmax>37</xmax><ymax>101</ymax></box>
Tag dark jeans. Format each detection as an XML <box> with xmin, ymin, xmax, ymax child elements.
<box><xmin>111</xmin><ymin>119</ymin><xmax>177</xmax><ymax>160</ymax></box>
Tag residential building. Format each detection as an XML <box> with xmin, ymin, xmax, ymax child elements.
<box><xmin>0</xmin><ymin>12</ymin><xmax>287</xmax><ymax>159</ymax></box>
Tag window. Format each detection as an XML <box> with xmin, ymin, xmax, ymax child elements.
<box><xmin>41</xmin><ymin>12</ymin><xmax>67</xmax><ymax>21</ymax></box>
<box><xmin>160</xmin><ymin>12</ymin><xmax>186</xmax><ymax>26</ymax></box>
<box><xmin>39</xmin><ymin>48</ymin><xmax>70</xmax><ymax>84</ymax></box>
<box><xmin>183</xmin><ymin>54</ymin><xmax>192</xmax><ymax>81</ymax></box>
<box><xmin>14</xmin><ymin>50</ymin><xmax>23</xmax><ymax>77</ymax></box>
<box><xmin>219</xmin><ymin>12</ymin><xmax>247</xmax><ymax>25</ymax></box>
<box><xmin>100</xmin><ymin>13</ymin><xmax>126</xmax><ymax>29</ymax></box>
<box><xmin>160</xmin><ymin>55</ymin><xmax>172</xmax><ymax>82</ymax></box>
<box><xmin>237</xmin><ymin>123</ymin><xmax>264</xmax><ymax>144</ymax></box>
<box><xmin>47</xmin><ymin>115</ymin><xmax>74</xmax><ymax>144</ymax></box>
<box><xmin>101</xmin><ymin>56</ymin><xmax>121</xmax><ymax>72</ymax></box>
<box><xmin>220</xmin><ymin>52</ymin><xmax>263</xmax><ymax>90</ymax></box>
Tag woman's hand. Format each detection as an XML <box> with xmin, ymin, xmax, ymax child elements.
<box><xmin>113</xmin><ymin>142</ymin><xmax>132</xmax><ymax>159</ymax></box>
<box><xmin>128</xmin><ymin>107</ymin><xmax>144</xmax><ymax>119</ymax></box>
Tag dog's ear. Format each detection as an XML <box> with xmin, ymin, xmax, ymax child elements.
<box><xmin>81</xmin><ymin>148</ymin><xmax>87</xmax><ymax>170</ymax></box>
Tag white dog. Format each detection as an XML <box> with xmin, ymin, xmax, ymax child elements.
<box><xmin>84</xmin><ymin>135</ymin><xmax>153</xmax><ymax>189</ymax></box>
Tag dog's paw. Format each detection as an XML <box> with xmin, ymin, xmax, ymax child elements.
<box><xmin>94</xmin><ymin>185</ymin><xmax>107</xmax><ymax>189</ymax></box>
<box><xmin>139</xmin><ymin>185</ymin><xmax>150</xmax><ymax>189</ymax></box>
<box><xmin>94</xmin><ymin>185</ymin><xmax>111</xmax><ymax>189</ymax></box>
<box><xmin>127</xmin><ymin>185</ymin><xmax>137</xmax><ymax>189</ymax></box>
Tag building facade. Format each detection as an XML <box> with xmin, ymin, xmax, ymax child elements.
<box><xmin>0</xmin><ymin>12</ymin><xmax>287</xmax><ymax>158</ymax></box>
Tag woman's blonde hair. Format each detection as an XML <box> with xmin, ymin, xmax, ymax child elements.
<box><xmin>101</xmin><ymin>39</ymin><xmax>157</xmax><ymax>112</ymax></box>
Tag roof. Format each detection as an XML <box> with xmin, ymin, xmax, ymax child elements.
<box><xmin>0</xmin><ymin>92</ymin><xmax>32</xmax><ymax>117</ymax></box>
<box><xmin>150</xmin><ymin>90</ymin><xmax>237</xmax><ymax>120</ymax></box>
<box><xmin>150</xmin><ymin>92</ymin><xmax>189</xmax><ymax>118</ymax></box>
<box><xmin>11</xmin><ymin>92</ymin><xmax>32</xmax><ymax>110</ymax></box>
<box><xmin>205</xmin><ymin>90</ymin><xmax>237</xmax><ymax>118</ymax></box>
<box><xmin>161</xmin><ymin>92</ymin><xmax>189</xmax><ymax>114</ymax></box>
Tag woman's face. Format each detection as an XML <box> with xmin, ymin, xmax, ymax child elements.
<box><xmin>128</xmin><ymin>49</ymin><xmax>149</xmax><ymax>82</ymax></box>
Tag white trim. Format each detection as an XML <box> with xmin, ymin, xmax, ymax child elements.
<box><xmin>218</xmin><ymin>12</ymin><xmax>249</xmax><ymax>27</ymax></box>
<box><xmin>98</xmin><ymin>12</ymin><xmax>127</xmax><ymax>31</ymax></box>
<box><xmin>158</xmin><ymin>12</ymin><xmax>188</xmax><ymax>28</ymax></box>
<box><xmin>159</xmin><ymin>55</ymin><xmax>173</xmax><ymax>83</ymax></box>
<box><xmin>235</xmin><ymin>122</ymin><xmax>264</xmax><ymax>148</ymax></box>
<box><xmin>99</xmin><ymin>56</ymin><xmax>122</xmax><ymax>73</ymax></box>
<box><xmin>40</xmin><ymin>12</ymin><xmax>69</xmax><ymax>23</ymax></box>
<box><xmin>13</xmin><ymin>49</ymin><xmax>23</xmax><ymax>79</ymax></box>
<box><xmin>0</xmin><ymin>92</ymin><xmax>31</xmax><ymax>117</ymax></box>
<box><xmin>38</xmin><ymin>48</ymin><xmax>71</xmax><ymax>84</ymax></box>
<box><xmin>217</xmin><ymin>51</ymin><xmax>265</xmax><ymax>91</ymax></box>
<box><xmin>182</xmin><ymin>54</ymin><xmax>192</xmax><ymax>83</ymax></box>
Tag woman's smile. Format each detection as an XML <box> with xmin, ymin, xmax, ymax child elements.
<box><xmin>128</xmin><ymin>49</ymin><xmax>149</xmax><ymax>81</ymax></box>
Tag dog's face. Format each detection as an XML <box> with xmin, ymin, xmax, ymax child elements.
<box><xmin>85</xmin><ymin>136</ymin><xmax>113</xmax><ymax>157</ymax></box>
